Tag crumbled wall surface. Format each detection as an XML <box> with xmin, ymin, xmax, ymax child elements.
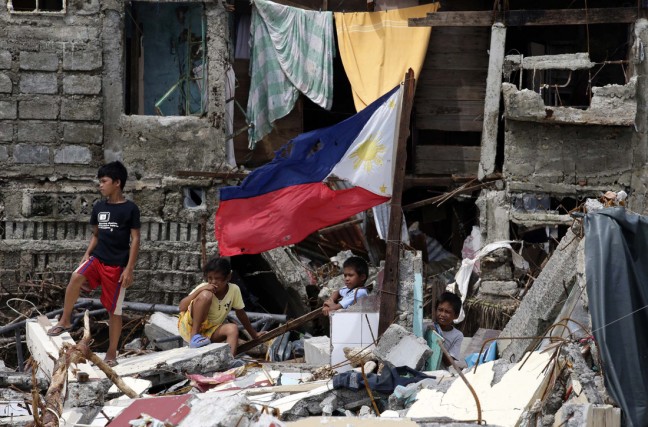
<box><xmin>0</xmin><ymin>0</ymin><xmax>229</xmax><ymax>303</ymax></box>
<box><xmin>503</xmin><ymin>121</ymin><xmax>634</xmax><ymax>191</ymax></box>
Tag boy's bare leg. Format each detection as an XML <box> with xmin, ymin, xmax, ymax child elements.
<box><xmin>189</xmin><ymin>290</ymin><xmax>213</xmax><ymax>337</ymax></box>
<box><xmin>106</xmin><ymin>312</ymin><xmax>122</xmax><ymax>362</ymax></box>
<box><xmin>54</xmin><ymin>273</ymin><xmax>87</xmax><ymax>328</ymax></box>
<box><xmin>210</xmin><ymin>323</ymin><xmax>239</xmax><ymax>355</ymax></box>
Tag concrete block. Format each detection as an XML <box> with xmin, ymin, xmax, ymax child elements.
<box><xmin>19</xmin><ymin>51</ymin><xmax>59</xmax><ymax>71</ymax></box>
<box><xmin>60</xmin><ymin>97</ymin><xmax>101</xmax><ymax>121</ymax></box>
<box><xmin>553</xmin><ymin>403</ymin><xmax>621</xmax><ymax>427</ymax></box>
<box><xmin>304</xmin><ymin>336</ymin><xmax>331</xmax><ymax>365</ymax></box>
<box><xmin>66</xmin><ymin>378</ymin><xmax>110</xmax><ymax>407</ymax></box>
<box><xmin>0</xmin><ymin>100</ymin><xmax>17</xmax><ymax>119</ymax></box>
<box><xmin>19</xmin><ymin>97</ymin><xmax>59</xmax><ymax>119</ymax></box>
<box><xmin>20</xmin><ymin>72</ymin><xmax>58</xmax><ymax>94</ymax></box>
<box><xmin>144</xmin><ymin>312</ymin><xmax>182</xmax><ymax>351</ymax></box>
<box><xmin>63</xmin><ymin>49</ymin><xmax>102</xmax><ymax>71</ymax></box>
<box><xmin>0</xmin><ymin>73</ymin><xmax>12</xmax><ymax>93</ymax></box>
<box><xmin>374</xmin><ymin>324</ymin><xmax>432</xmax><ymax>370</ymax></box>
<box><xmin>13</xmin><ymin>144</ymin><xmax>49</xmax><ymax>164</ymax></box>
<box><xmin>63</xmin><ymin>122</ymin><xmax>103</xmax><ymax>144</ymax></box>
<box><xmin>0</xmin><ymin>50</ymin><xmax>11</xmax><ymax>69</ymax></box>
<box><xmin>63</xmin><ymin>74</ymin><xmax>102</xmax><ymax>95</ymax></box>
<box><xmin>179</xmin><ymin>394</ymin><xmax>253</xmax><ymax>427</ymax></box>
<box><xmin>0</xmin><ymin>122</ymin><xmax>13</xmax><ymax>141</ymax></box>
<box><xmin>478</xmin><ymin>280</ymin><xmax>518</xmax><ymax>297</ymax></box>
<box><xmin>0</xmin><ymin>146</ymin><xmax>8</xmax><ymax>162</ymax></box>
<box><xmin>17</xmin><ymin>121</ymin><xmax>57</xmax><ymax>143</ymax></box>
<box><xmin>54</xmin><ymin>145</ymin><xmax>92</xmax><ymax>164</ymax></box>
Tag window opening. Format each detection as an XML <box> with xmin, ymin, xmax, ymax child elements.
<box><xmin>125</xmin><ymin>2</ymin><xmax>207</xmax><ymax>116</ymax></box>
<box><xmin>8</xmin><ymin>0</ymin><xmax>65</xmax><ymax>13</ymax></box>
<box><xmin>183</xmin><ymin>187</ymin><xmax>205</xmax><ymax>209</ymax></box>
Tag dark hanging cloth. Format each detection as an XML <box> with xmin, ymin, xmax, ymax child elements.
<box><xmin>584</xmin><ymin>208</ymin><xmax>648</xmax><ymax>427</ymax></box>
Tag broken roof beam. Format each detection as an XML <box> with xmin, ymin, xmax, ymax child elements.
<box><xmin>502</xmin><ymin>78</ymin><xmax>637</xmax><ymax>126</ymax></box>
<box><xmin>504</xmin><ymin>53</ymin><xmax>595</xmax><ymax>73</ymax></box>
<box><xmin>409</xmin><ymin>7</ymin><xmax>639</xmax><ymax>27</ymax></box>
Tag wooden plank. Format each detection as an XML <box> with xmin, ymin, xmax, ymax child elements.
<box><xmin>378</xmin><ymin>69</ymin><xmax>416</xmax><ymax>336</ymax></box>
<box><xmin>418</xmin><ymin>69</ymin><xmax>488</xmax><ymax>86</ymax></box>
<box><xmin>416</xmin><ymin>85</ymin><xmax>486</xmax><ymax>101</ymax></box>
<box><xmin>235</xmin><ymin>308</ymin><xmax>324</xmax><ymax>355</ymax></box>
<box><xmin>423</xmin><ymin>53</ymin><xmax>489</xmax><ymax>71</ymax></box>
<box><xmin>415</xmin><ymin>145</ymin><xmax>481</xmax><ymax>175</ymax></box>
<box><xmin>415</xmin><ymin>114</ymin><xmax>484</xmax><ymax>132</ymax></box>
<box><xmin>416</xmin><ymin>100</ymin><xmax>485</xmax><ymax>116</ymax></box>
<box><xmin>416</xmin><ymin>145</ymin><xmax>481</xmax><ymax>161</ymax></box>
<box><xmin>409</xmin><ymin>7</ymin><xmax>639</xmax><ymax>27</ymax></box>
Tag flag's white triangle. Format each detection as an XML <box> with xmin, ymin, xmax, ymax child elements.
<box><xmin>327</xmin><ymin>86</ymin><xmax>403</xmax><ymax>196</ymax></box>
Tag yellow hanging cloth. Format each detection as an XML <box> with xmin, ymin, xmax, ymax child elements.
<box><xmin>335</xmin><ymin>3</ymin><xmax>439</xmax><ymax>111</ymax></box>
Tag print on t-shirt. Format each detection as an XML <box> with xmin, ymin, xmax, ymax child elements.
<box><xmin>98</xmin><ymin>212</ymin><xmax>119</xmax><ymax>232</ymax></box>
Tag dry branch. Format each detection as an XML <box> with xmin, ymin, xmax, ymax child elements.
<box><xmin>27</xmin><ymin>311</ymin><xmax>138</xmax><ymax>427</ymax></box>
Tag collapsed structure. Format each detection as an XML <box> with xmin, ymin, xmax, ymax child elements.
<box><xmin>1</xmin><ymin>0</ymin><xmax>648</xmax><ymax>425</ymax></box>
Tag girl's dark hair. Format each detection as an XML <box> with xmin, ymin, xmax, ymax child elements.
<box><xmin>342</xmin><ymin>256</ymin><xmax>369</xmax><ymax>278</ymax></box>
<box><xmin>97</xmin><ymin>161</ymin><xmax>128</xmax><ymax>190</ymax></box>
<box><xmin>203</xmin><ymin>257</ymin><xmax>232</xmax><ymax>276</ymax></box>
<box><xmin>436</xmin><ymin>291</ymin><xmax>462</xmax><ymax>316</ymax></box>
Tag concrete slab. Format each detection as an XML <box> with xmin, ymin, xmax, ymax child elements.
<box><xmin>375</xmin><ymin>324</ymin><xmax>432</xmax><ymax>371</ymax></box>
<box><xmin>26</xmin><ymin>318</ymin><xmax>103</xmax><ymax>383</ymax></box>
<box><xmin>407</xmin><ymin>351</ymin><xmax>553</xmax><ymax>425</ymax></box>
<box><xmin>144</xmin><ymin>312</ymin><xmax>182</xmax><ymax>350</ymax></box>
<box><xmin>287</xmin><ymin>418</ymin><xmax>419</xmax><ymax>426</ymax></box>
<box><xmin>304</xmin><ymin>336</ymin><xmax>331</xmax><ymax>365</ymax></box>
<box><xmin>498</xmin><ymin>227</ymin><xmax>583</xmax><ymax>361</ymax></box>
<box><xmin>112</xmin><ymin>343</ymin><xmax>232</xmax><ymax>384</ymax></box>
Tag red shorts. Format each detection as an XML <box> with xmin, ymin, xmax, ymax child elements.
<box><xmin>75</xmin><ymin>256</ymin><xmax>125</xmax><ymax>315</ymax></box>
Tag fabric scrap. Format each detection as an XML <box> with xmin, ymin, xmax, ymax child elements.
<box><xmin>248</xmin><ymin>0</ymin><xmax>334</xmax><ymax>147</ymax></box>
<box><xmin>335</xmin><ymin>3</ymin><xmax>439</xmax><ymax>111</ymax></box>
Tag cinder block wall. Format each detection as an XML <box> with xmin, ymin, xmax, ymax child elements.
<box><xmin>0</xmin><ymin>0</ymin><xmax>229</xmax><ymax>304</ymax></box>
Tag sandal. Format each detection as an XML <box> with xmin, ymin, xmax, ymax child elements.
<box><xmin>189</xmin><ymin>334</ymin><xmax>211</xmax><ymax>348</ymax></box>
<box><xmin>47</xmin><ymin>325</ymin><xmax>73</xmax><ymax>337</ymax></box>
<box><xmin>104</xmin><ymin>359</ymin><xmax>119</xmax><ymax>368</ymax></box>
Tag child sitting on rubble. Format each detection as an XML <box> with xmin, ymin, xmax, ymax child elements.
<box><xmin>322</xmin><ymin>256</ymin><xmax>369</xmax><ymax>316</ymax></box>
<box><xmin>433</xmin><ymin>291</ymin><xmax>464</xmax><ymax>367</ymax></box>
<box><xmin>178</xmin><ymin>256</ymin><xmax>263</xmax><ymax>354</ymax></box>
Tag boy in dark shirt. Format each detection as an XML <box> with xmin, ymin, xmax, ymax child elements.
<box><xmin>47</xmin><ymin>161</ymin><xmax>141</xmax><ymax>366</ymax></box>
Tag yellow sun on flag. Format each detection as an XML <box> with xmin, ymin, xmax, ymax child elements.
<box><xmin>349</xmin><ymin>135</ymin><xmax>386</xmax><ymax>172</ymax></box>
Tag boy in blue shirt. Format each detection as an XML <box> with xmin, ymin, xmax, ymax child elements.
<box><xmin>47</xmin><ymin>161</ymin><xmax>141</xmax><ymax>367</ymax></box>
<box><xmin>323</xmin><ymin>256</ymin><xmax>369</xmax><ymax>315</ymax></box>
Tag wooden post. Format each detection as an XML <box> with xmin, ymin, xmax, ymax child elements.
<box><xmin>378</xmin><ymin>69</ymin><xmax>416</xmax><ymax>336</ymax></box>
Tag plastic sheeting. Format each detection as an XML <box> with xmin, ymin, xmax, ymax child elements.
<box><xmin>584</xmin><ymin>208</ymin><xmax>648</xmax><ymax>427</ymax></box>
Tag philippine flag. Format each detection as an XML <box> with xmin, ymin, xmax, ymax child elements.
<box><xmin>216</xmin><ymin>85</ymin><xmax>403</xmax><ymax>256</ymax></box>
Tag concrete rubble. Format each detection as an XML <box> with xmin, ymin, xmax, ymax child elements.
<box><xmin>0</xmin><ymin>230</ymin><xmax>627</xmax><ymax>426</ymax></box>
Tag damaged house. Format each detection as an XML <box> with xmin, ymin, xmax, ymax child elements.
<box><xmin>1</xmin><ymin>0</ymin><xmax>648</xmax><ymax>425</ymax></box>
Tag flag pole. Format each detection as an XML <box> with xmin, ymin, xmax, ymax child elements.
<box><xmin>378</xmin><ymin>68</ymin><xmax>416</xmax><ymax>336</ymax></box>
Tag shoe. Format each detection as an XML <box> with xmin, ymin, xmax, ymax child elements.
<box><xmin>189</xmin><ymin>334</ymin><xmax>211</xmax><ymax>348</ymax></box>
<box><xmin>47</xmin><ymin>325</ymin><xmax>73</xmax><ymax>337</ymax></box>
<box><xmin>104</xmin><ymin>359</ymin><xmax>119</xmax><ymax>368</ymax></box>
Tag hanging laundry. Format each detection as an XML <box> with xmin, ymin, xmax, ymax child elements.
<box><xmin>335</xmin><ymin>3</ymin><xmax>439</xmax><ymax>111</ymax></box>
<box><xmin>235</xmin><ymin>15</ymin><xmax>251</xmax><ymax>59</ymax></box>
<box><xmin>247</xmin><ymin>0</ymin><xmax>335</xmax><ymax>148</ymax></box>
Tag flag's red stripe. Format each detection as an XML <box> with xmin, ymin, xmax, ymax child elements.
<box><xmin>216</xmin><ymin>183</ymin><xmax>389</xmax><ymax>256</ymax></box>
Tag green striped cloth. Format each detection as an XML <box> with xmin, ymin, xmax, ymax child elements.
<box><xmin>247</xmin><ymin>0</ymin><xmax>334</xmax><ymax>148</ymax></box>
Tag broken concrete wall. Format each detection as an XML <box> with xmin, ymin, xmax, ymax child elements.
<box><xmin>498</xmin><ymin>226</ymin><xmax>583</xmax><ymax>361</ymax></box>
<box><xmin>0</xmin><ymin>0</ymin><xmax>229</xmax><ymax>303</ymax></box>
<box><xmin>504</xmin><ymin>121</ymin><xmax>634</xmax><ymax>192</ymax></box>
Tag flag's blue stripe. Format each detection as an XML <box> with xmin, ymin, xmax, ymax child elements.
<box><xmin>220</xmin><ymin>86</ymin><xmax>399</xmax><ymax>201</ymax></box>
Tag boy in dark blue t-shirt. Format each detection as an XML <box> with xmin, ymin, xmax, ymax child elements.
<box><xmin>48</xmin><ymin>161</ymin><xmax>141</xmax><ymax>367</ymax></box>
